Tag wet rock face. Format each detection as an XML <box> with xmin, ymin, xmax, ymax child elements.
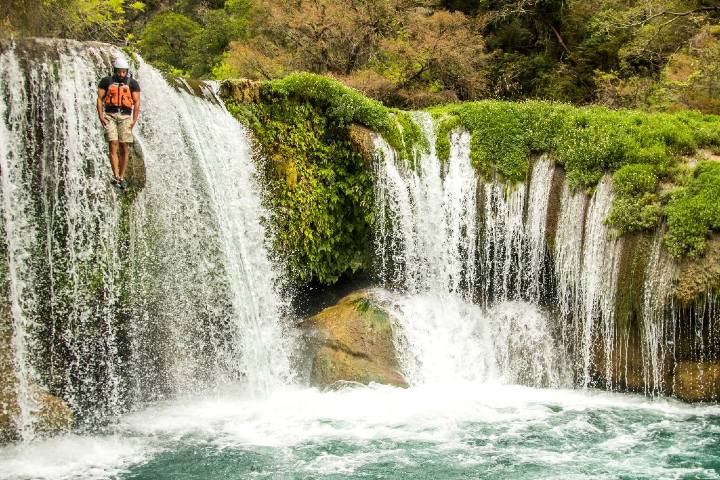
<box><xmin>219</xmin><ymin>79</ymin><xmax>262</xmax><ymax>104</ymax></box>
<box><xmin>303</xmin><ymin>290</ymin><xmax>408</xmax><ymax>388</ymax></box>
<box><xmin>0</xmin><ymin>384</ymin><xmax>74</xmax><ymax>443</ymax></box>
<box><xmin>674</xmin><ymin>361</ymin><xmax>720</xmax><ymax>402</ymax></box>
<box><xmin>0</xmin><ymin>299</ymin><xmax>73</xmax><ymax>442</ymax></box>
<box><xmin>348</xmin><ymin>124</ymin><xmax>375</xmax><ymax>169</ymax></box>
<box><xmin>127</xmin><ymin>142</ymin><xmax>147</xmax><ymax>191</ymax></box>
<box><xmin>674</xmin><ymin>235</ymin><xmax>720</xmax><ymax>306</ymax></box>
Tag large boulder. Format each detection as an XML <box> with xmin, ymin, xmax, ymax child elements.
<box><xmin>0</xmin><ymin>383</ymin><xmax>74</xmax><ymax>442</ymax></box>
<box><xmin>303</xmin><ymin>290</ymin><xmax>408</xmax><ymax>388</ymax></box>
<box><xmin>1</xmin><ymin>288</ymin><xmax>73</xmax><ymax>442</ymax></box>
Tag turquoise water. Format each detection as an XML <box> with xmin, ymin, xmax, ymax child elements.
<box><xmin>2</xmin><ymin>383</ymin><xmax>719</xmax><ymax>479</ymax></box>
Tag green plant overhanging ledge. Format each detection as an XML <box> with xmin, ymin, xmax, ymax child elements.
<box><xmin>255</xmin><ymin>73</ymin><xmax>428</xmax><ymax>166</ymax></box>
<box><xmin>429</xmin><ymin>101</ymin><xmax>720</xmax><ymax>258</ymax></box>
<box><xmin>222</xmin><ymin>73</ymin><xmax>720</xmax><ymax>285</ymax></box>
<box><xmin>222</xmin><ymin>73</ymin><xmax>428</xmax><ymax>285</ymax></box>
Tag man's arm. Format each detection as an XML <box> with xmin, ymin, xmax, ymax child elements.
<box><xmin>97</xmin><ymin>88</ymin><xmax>108</xmax><ymax>125</ymax></box>
<box><xmin>131</xmin><ymin>90</ymin><xmax>141</xmax><ymax>129</ymax></box>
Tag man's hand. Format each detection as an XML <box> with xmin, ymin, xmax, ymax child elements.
<box><xmin>129</xmin><ymin>121</ymin><xmax>136</xmax><ymax>130</ymax></box>
<box><xmin>99</xmin><ymin>114</ymin><xmax>109</xmax><ymax>126</ymax></box>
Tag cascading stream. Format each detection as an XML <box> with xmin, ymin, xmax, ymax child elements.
<box><xmin>374</xmin><ymin>113</ymin><xmax>477</xmax><ymax>297</ymax></box>
<box><xmin>0</xmin><ymin>39</ymin><xmax>294</xmax><ymax>439</ymax></box>
<box><xmin>641</xmin><ymin>228</ymin><xmax>677</xmax><ymax>394</ymax></box>
<box><xmin>373</xmin><ymin>113</ymin><xmax>566</xmax><ymax>387</ymax></box>
<box><xmin>577</xmin><ymin>176</ymin><xmax>623</xmax><ymax>387</ymax></box>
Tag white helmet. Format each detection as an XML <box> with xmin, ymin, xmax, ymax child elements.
<box><xmin>113</xmin><ymin>57</ymin><xmax>130</xmax><ymax>70</ymax></box>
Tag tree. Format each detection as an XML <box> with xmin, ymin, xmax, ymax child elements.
<box><xmin>1</xmin><ymin>0</ymin><xmax>136</xmax><ymax>41</ymax></box>
<box><xmin>138</xmin><ymin>12</ymin><xmax>200</xmax><ymax>71</ymax></box>
<box><xmin>375</xmin><ymin>9</ymin><xmax>489</xmax><ymax>105</ymax></box>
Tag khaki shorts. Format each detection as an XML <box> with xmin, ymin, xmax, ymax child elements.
<box><xmin>104</xmin><ymin>112</ymin><xmax>133</xmax><ymax>143</ymax></box>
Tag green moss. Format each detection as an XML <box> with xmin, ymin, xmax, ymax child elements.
<box><xmin>429</xmin><ymin>101</ymin><xmax>720</xmax><ymax>188</ymax></box>
<box><xmin>612</xmin><ymin>164</ymin><xmax>658</xmax><ymax>197</ymax></box>
<box><xmin>224</xmin><ymin>93</ymin><xmax>375</xmax><ymax>285</ymax></box>
<box><xmin>435</xmin><ymin>115</ymin><xmax>461</xmax><ymax>164</ymax></box>
<box><xmin>607</xmin><ymin>194</ymin><xmax>663</xmax><ymax>234</ymax></box>
<box><xmin>392</xmin><ymin>111</ymin><xmax>429</xmax><ymax>169</ymax></box>
<box><xmin>606</xmin><ymin>164</ymin><xmax>663</xmax><ymax>234</ymax></box>
<box><xmin>260</xmin><ymin>73</ymin><xmax>425</xmax><ymax>166</ymax></box>
<box><xmin>665</xmin><ymin>161</ymin><xmax>720</xmax><ymax>258</ymax></box>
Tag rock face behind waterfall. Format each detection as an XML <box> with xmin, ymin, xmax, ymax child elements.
<box><xmin>0</xmin><ymin>38</ymin><xmax>293</xmax><ymax>442</ymax></box>
<box><xmin>304</xmin><ymin>291</ymin><xmax>408</xmax><ymax>388</ymax></box>
<box><xmin>1</xmin><ymin>296</ymin><xmax>72</xmax><ymax>441</ymax></box>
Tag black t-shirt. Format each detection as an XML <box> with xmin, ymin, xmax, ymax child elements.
<box><xmin>98</xmin><ymin>75</ymin><xmax>141</xmax><ymax>114</ymax></box>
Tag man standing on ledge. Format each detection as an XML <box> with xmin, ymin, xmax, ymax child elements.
<box><xmin>97</xmin><ymin>57</ymin><xmax>141</xmax><ymax>190</ymax></box>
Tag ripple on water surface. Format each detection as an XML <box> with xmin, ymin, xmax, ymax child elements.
<box><xmin>1</xmin><ymin>384</ymin><xmax>719</xmax><ymax>480</ymax></box>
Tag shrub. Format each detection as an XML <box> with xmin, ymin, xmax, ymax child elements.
<box><xmin>138</xmin><ymin>12</ymin><xmax>201</xmax><ymax>71</ymax></box>
<box><xmin>612</xmin><ymin>164</ymin><xmax>658</xmax><ymax>197</ymax></box>
<box><xmin>665</xmin><ymin>161</ymin><xmax>720</xmax><ymax>257</ymax></box>
<box><xmin>261</xmin><ymin>73</ymin><xmax>426</xmax><ymax>166</ymax></box>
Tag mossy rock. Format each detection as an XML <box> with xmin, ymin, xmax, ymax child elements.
<box><xmin>126</xmin><ymin>141</ymin><xmax>146</xmax><ymax>191</ymax></box>
<box><xmin>348</xmin><ymin>124</ymin><xmax>375</xmax><ymax>169</ymax></box>
<box><xmin>219</xmin><ymin>78</ymin><xmax>262</xmax><ymax>104</ymax></box>
<box><xmin>0</xmin><ymin>380</ymin><xmax>74</xmax><ymax>442</ymax></box>
<box><xmin>673</xmin><ymin>361</ymin><xmax>720</xmax><ymax>402</ymax></box>
<box><xmin>303</xmin><ymin>290</ymin><xmax>407</xmax><ymax>388</ymax></box>
<box><xmin>1</xmin><ymin>284</ymin><xmax>73</xmax><ymax>442</ymax></box>
<box><xmin>673</xmin><ymin>234</ymin><xmax>720</xmax><ymax>306</ymax></box>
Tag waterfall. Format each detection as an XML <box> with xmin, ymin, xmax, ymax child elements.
<box><xmin>0</xmin><ymin>39</ymin><xmax>294</xmax><ymax>439</ymax></box>
<box><xmin>374</xmin><ymin>113</ymin><xmax>478</xmax><ymax>297</ymax></box>
<box><xmin>373</xmin><ymin>113</ymin><xmax>565</xmax><ymax>387</ymax></box>
<box><xmin>130</xmin><ymin>61</ymin><xmax>295</xmax><ymax>396</ymax></box>
<box><xmin>570</xmin><ymin>176</ymin><xmax>621</xmax><ymax>387</ymax></box>
<box><xmin>641</xmin><ymin>228</ymin><xmax>676</xmax><ymax>394</ymax></box>
<box><xmin>554</xmin><ymin>183</ymin><xmax>587</xmax><ymax>327</ymax></box>
<box><xmin>0</xmin><ymin>47</ymin><xmax>40</xmax><ymax>441</ymax></box>
<box><xmin>479</xmin><ymin>156</ymin><xmax>554</xmax><ymax>304</ymax></box>
<box><xmin>524</xmin><ymin>156</ymin><xmax>554</xmax><ymax>301</ymax></box>
<box><xmin>481</xmin><ymin>180</ymin><xmax>526</xmax><ymax>303</ymax></box>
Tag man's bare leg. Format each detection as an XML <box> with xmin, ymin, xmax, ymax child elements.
<box><xmin>118</xmin><ymin>142</ymin><xmax>129</xmax><ymax>180</ymax></box>
<box><xmin>109</xmin><ymin>140</ymin><xmax>120</xmax><ymax>179</ymax></box>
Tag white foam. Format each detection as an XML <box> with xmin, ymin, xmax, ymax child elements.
<box><xmin>2</xmin><ymin>383</ymin><xmax>717</xmax><ymax>479</ymax></box>
<box><xmin>0</xmin><ymin>435</ymin><xmax>153</xmax><ymax>480</ymax></box>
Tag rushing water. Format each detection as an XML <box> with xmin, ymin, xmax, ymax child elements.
<box><xmin>1</xmin><ymin>384</ymin><xmax>719</xmax><ymax>480</ymax></box>
<box><xmin>0</xmin><ymin>39</ymin><xmax>294</xmax><ymax>439</ymax></box>
<box><xmin>1</xmin><ymin>40</ymin><xmax>719</xmax><ymax>479</ymax></box>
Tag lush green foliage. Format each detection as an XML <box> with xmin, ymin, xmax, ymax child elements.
<box><xmin>612</xmin><ymin>163</ymin><xmax>661</xmax><ymax>197</ymax></box>
<box><xmin>137</xmin><ymin>1</ymin><xmax>250</xmax><ymax>77</ymax></box>
<box><xmin>435</xmin><ymin>115</ymin><xmax>461</xmax><ymax>164</ymax></box>
<box><xmin>261</xmin><ymin>73</ymin><xmax>427</xmax><ymax>166</ymax></box>
<box><xmin>138</xmin><ymin>12</ymin><xmax>200</xmax><ymax>71</ymax></box>
<box><xmin>222</xmin><ymin>73</ymin><xmax>434</xmax><ymax>284</ymax></box>
<box><xmin>430</xmin><ymin>100</ymin><xmax>720</xmax><ymax>249</ymax></box>
<box><xmin>6</xmin><ymin>1</ymin><xmax>720</xmax><ymax>114</ymax></box>
<box><xmin>1</xmin><ymin>0</ymin><xmax>142</xmax><ymax>41</ymax></box>
<box><xmin>607</xmin><ymin>195</ymin><xmax>664</xmax><ymax>235</ymax></box>
<box><xmin>430</xmin><ymin>101</ymin><xmax>720</xmax><ymax>184</ymax></box>
<box><xmin>606</xmin><ymin>163</ymin><xmax>663</xmax><ymax>234</ymax></box>
<box><xmin>665</xmin><ymin>162</ymin><xmax>720</xmax><ymax>258</ymax></box>
<box><xmin>225</xmin><ymin>90</ymin><xmax>375</xmax><ymax>285</ymax></box>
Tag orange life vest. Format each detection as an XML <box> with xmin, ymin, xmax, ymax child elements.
<box><xmin>103</xmin><ymin>82</ymin><xmax>134</xmax><ymax>110</ymax></box>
